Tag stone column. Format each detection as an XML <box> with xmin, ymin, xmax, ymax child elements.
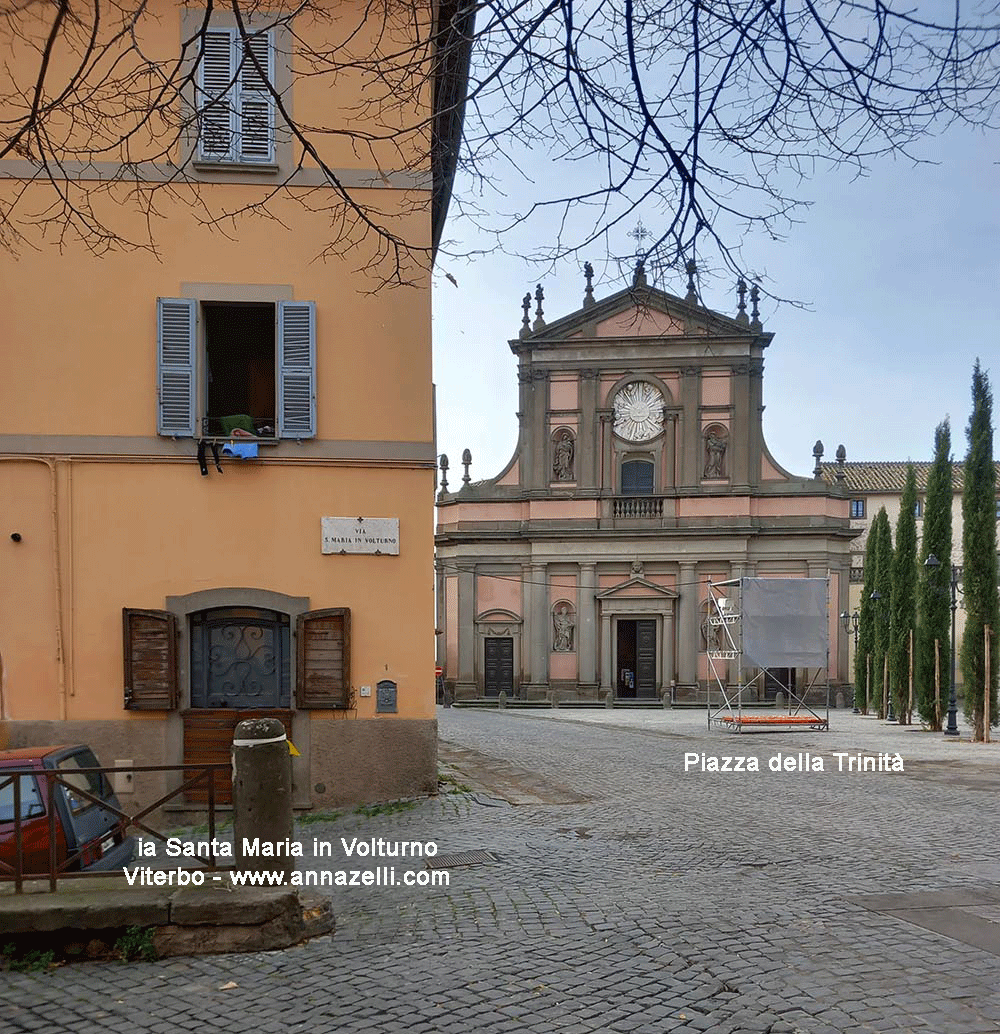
<box><xmin>600</xmin><ymin>610</ymin><xmax>613</xmax><ymax>699</ymax></box>
<box><xmin>524</xmin><ymin>562</ymin><xmax>548</xmax><ymax>697</ymax></box>
<box><xmin>456</xmin><ymin>566</ymin><xmax>476</xmax><ymax>697</ymax></box>
<box><xmin>578</xmin><ymin>563</ymin><xmax>598</xmax><ymax>693</ymax></box>
<box><xmin>677</xmin><ymin>561</ymin><xmax>698</xmax><ymax>689</ymax></box>
<box><xmin>232</xmin><ymin>717</ymin><xmax>293</xmax><ymax>880</ymax></box>
<box><xmin>660</xmin><ymin>607</ymin><xmax>675</xmax><ymax>699</ymax></box>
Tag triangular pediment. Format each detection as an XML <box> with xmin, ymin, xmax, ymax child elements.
<box><xmin>513</xmin><ymin>284</ymin><xmax>757</xmax><ymax>346</ymax></box>
<box><xmin>595</xmin><ymin>577</ymin><xmax>679</xmax><ymax>600</ymax></box>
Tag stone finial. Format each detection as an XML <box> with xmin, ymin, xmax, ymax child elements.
<box><xmin>736</xmin><ymin>279</ymin><xmax>749</xmax><ymax>325</ymax></box>
<box><xmin>633</xmin><ymin>259</ymin><xmax>648</xmax><ymax>289</ymax></box>
<box><xmin>519</xmin><ymin>293</ymin><xmax>531</xmax><ymax>338</ymax></box>
<box><xmin>583</xmin><ymin>262</ymin><xmax>595</xmax><ymax>308</ymax></box>
<box><xmin>749</xmin><ymin>284</ymin><xmax>762</xmax><ymax>331</ymax></box>
<box><xmin>685</xmin><ymin>259</ymin><xmax>698</xmax><ymax>304</ymax></box>
<box><xmin>439</xmin><ymin>453</ymin><xmax>449</xmax><ymax>494</ymax></box>
<box><xmin>532</xmin><ymin>284</ymin><xmax>546</xmax><ymax>331</ymax></box>
<box><xmin>835</xmin><ymin>444</ymin><xmax>847</xmax><ymax>483</ymax></box>
<box><xmin>813</xmin><ymin>440</ymin><xmax>824</xmax><ymax>480</ymax></box>
<box><xmin>461</xmin><ymin>448</ymin><xmax>472</xmax><ymax>485</ymax></box>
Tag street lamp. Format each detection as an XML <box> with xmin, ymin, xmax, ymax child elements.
<box><xmin>849</xmin><ymin>610</ymin><xmax>860</xmax><ymax>712</ymax></box>
<box><xmin>924</xmin><ymin>554</ymin><xmax>960</xmax><ymax>736</ymax></box>
<box><xmin>840</xmin><ymin>610</ymin><xmax>857</xmax><ymax>711</ymax></box>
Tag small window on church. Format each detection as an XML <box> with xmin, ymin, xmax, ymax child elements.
<box><xmin>621</xmin><ymin>459</ymin><xmax>654</xmax><ymax>496</ymax></box>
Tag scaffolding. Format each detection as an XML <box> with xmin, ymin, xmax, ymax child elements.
<box><xmin>706</xmin><ymin>577</ymin><xmax>830</xmax><ymax>733</ymax></box>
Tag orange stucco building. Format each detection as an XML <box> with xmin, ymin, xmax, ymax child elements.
<box><xmin>0</xmin><ymin>1</ymin><xmax>471</xmax><ymax>812</ymax></box>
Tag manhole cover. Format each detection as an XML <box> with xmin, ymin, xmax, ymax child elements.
<box><xmin>426</xmin><ymin>850</ymin><xmax>497</xmax><ymax>869</ymax></box>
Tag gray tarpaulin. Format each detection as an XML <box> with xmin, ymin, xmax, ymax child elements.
<box><xmin>740</xmin><ymin>577</ymin><xmax>828</xmax><ymax>668</ymax></box>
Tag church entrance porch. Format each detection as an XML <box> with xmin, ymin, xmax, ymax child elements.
<box><xmin>616</xmin><ymin>618</ymin><xmax>657</xmax><ymax>698</ymax></box>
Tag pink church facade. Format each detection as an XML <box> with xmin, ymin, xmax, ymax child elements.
<box><xmin>435</xmin><ymin>270</ymin><xmax>855</xmax><ymax>704</ymax></box>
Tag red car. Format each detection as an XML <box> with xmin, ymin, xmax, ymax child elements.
<box><xmin>0</xmin><ymin>745</ymin><xmax>134</xmax><ymax>878</ymax></box>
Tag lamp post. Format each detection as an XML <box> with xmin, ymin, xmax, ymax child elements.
<box><xmin>840</xmin><ymin>611</ymin><xmax>853</xmax><ymax>710</ymax></box>
<box><xmin>924</xmin><ymin>554</ymin><xmax>960</xmax><ymax>736</ymax></box>
<box><xmin>850</xmin><ymin>610</ymin><xmax>860</xmax><ymax>712</ymax></box>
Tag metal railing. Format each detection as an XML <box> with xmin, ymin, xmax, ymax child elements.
<box><xmin>0</xmin><ymin>763</ymin><xmax>231</xmax><ymax>894</ymax></box>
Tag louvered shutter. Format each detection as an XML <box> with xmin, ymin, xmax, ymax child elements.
<box><xmin>123</xmin><ymin>609</ymin><xmax>179</xmax><ymax>710</ymax></box>
<box><xmin>621</xmin><ymin>460</ymin><xmax>654</xmax><ymax>495</ymax></box>
<box><xmin>157</xmin><ymin>298</ymin><xmax>196</xmax><ymax>437</ymax></box>
<box><xmin>278</xmin><ymin>301</ymin><xmax>316</xmax><ymax>438</ymax></box>
<box><xmin>198</xmin><ymin>29</ymin><xmax>236</xmax><ymax>161</ymax></box>
<box><xmin>238</xmin><ymin>30</ymin><xmax>274</xmax><ymax>162</ymax></box>
<box><xmin>296</xmin><ymin>609</ymin><xmax>350</xmax><ymax>708</ymax></box>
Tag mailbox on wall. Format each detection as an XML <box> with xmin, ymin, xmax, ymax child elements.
<box><xmin>376</xmin><ymin>679</ymin><xmax>397</xmax><ymax>714</ymax></box>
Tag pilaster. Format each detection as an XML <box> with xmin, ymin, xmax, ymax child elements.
<box><xmin>680</xmin><ymin>367</ymin><xmax>701</xmax><ymax>489</ymax></box>
<box><xmin>578</xmin><ymin>563</ymin><xmax>598</xmax><ymax>689</ymax></box>
<box><xmin>456</xmin><ymin>566</ymin><xmax>476</xmax><ymax>697</ymax></box>
<box><xmin>677</xmin><ymin>561</ymin><xmax>698</xmax><ymax>687</ymax></box>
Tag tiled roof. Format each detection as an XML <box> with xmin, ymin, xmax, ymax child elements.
<box><xmin>819</xmin><ymin>460</ymin><xmax>1000</xmax><ymax>493</ymax></box>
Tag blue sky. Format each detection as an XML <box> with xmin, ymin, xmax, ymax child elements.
<box><xmin>432</xmin><ymin>121</ymin><xmax>1000</xmax><ymax>483</ymax></box>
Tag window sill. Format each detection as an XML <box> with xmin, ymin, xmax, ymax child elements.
<box><xmin>199</xmin><ymin>436</ymin><xmax>279</xmax><ymax>445</ymax></box>
<box><xmin>192</xmin><ymin>161</ymin><xmax>281</xmax><ymax>175</ymax></box>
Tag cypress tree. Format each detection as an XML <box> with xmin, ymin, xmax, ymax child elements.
<box><xmin>916</xmin><ymin>420</ymin><xmax>952</xmax><ymax>730</ymax></box>
<box><xmin>854</xmin><ymin>514</ymin><xmax>880</xmax><ymax>713</ymax></box>
<box><xmin>890</xmin><ymin>466</ymin><xmax>918</xmax><ymax>723</ymax></box>
<box><xmin>960</xmin><ymin>360</ymin><xmax>999</xmax><ymax>740</ymax></box>
<box><xmin>871</xmin><ymin>507</ymin><xmax>894</xmax><ymax>719</ymax></box>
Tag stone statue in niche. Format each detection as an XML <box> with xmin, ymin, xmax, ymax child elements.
<box><xmin>552</xmin><ymin>430</ymin><xmax>575</xmax><ymax>481</ymax></box>
<box><xmin>553</xmin><ymin>606</ymin><xmax>575</xmax><ymax>652</ymax></box>
<box><xmin>704</xmin><ymin>429</ymin><xmax>728</xmax><ymax>478</ymax></box>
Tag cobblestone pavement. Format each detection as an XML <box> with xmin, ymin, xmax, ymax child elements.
<box><xmin>5</xmin><ymin>708</ymin><xmax>1000</xmax><ymax>1034</ymax></box>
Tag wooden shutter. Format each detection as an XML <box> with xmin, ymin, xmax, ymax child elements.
<box><xmin>123</xmin><ymin>609</ymin><xmax>179</xmax><ymax>710</ymax></box>
<box><xmin>238</xmin><ymin>30</ymin><xmax>274</xmax><ymax>162</ymax></box>
<box><xmin>198</xmin><ymin>29</ymin><xmax>236</xmax><ymax>160</ymax></box>
<box><xmin>157</xmin><ymin>298</ymin><xmax>196</xmax><ymax>437</ymax></box>
<box><xmin>296</xmin><ymin>608</ymin><xmax>350</xmax><ymax>708</ymax></box>
<box><xmin>278</xmin><ymin>301</ymin><xmax>316</xmax><ymax>439</ymax></box>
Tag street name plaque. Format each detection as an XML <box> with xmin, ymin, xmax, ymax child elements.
<box><xmin>321</xmin><ymin>517</ymin><xmax>400</xmax><ymax>556</ymax></box>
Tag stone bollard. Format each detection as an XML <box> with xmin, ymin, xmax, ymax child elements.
<box><xmin>835</xmin><ymin>690</ymin><xmax>846</xmax><ymax>710</ymax></box>
<box><xmin>232</xmin><ymin>717</ymin><xmax>294</xmax><ymax>881</ymax></box>
<box><xmin>774</xmin><ymin>690</ymin><xmax>785</xmax><ymax>710</ymax></box>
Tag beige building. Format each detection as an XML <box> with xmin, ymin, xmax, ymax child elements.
<box><xmin>0</xmin><ymin>1</ymin><xmax>472</xmax><ymax>812</ymax></box>
<box><xmin>819</xmin><ymin>461</ymin><xmax>1000</xmax><ymax>689</ymax></box>
<box><xmin>435</xmin><ymin>269</ymin><xmax>856</xmax><ymax>704</ymax></box>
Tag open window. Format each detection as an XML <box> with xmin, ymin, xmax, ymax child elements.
<box><xmin>204</xmin><ymin>302</ymin><xmax>276</xmax><ymax>437</ymax></box>
<box><xmin>156</xmin><ymin>297</ymin><xmax>315</xmax><ymax>440</ymax></box>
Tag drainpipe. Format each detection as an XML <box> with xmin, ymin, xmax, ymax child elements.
<box><xmin>1</xmin><ymin>457</ymin><xmax>67</xmax><ymax>720</ymax></box>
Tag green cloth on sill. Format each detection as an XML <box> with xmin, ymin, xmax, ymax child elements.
<box><xmin>219</xmin><ymin>414</ymin><xmax>256</xmax><ymax>435</ymax></box>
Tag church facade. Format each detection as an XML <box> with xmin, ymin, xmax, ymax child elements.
<box><xmin>435</xmin><ymin>268</ymin><xmax>856</xmax><ymax>703</ymax></box>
